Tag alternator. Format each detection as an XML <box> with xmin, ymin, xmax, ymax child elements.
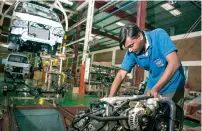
<box><xmin>128</xmin><ymin>107</ymin><xmax>146</xmax><ymax>130</ymax></box>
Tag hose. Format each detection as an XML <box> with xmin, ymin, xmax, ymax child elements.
<box><xmin>159</xmin><ymin>98</ymin><xmax>176</xmax><ymax>131</ymax></box>
<box><xmin>71</xmin><ymin>108</ymin><xmax>104</xmax><ymax>129</ymax></box>
<box><xmin>89</xmin><ymin>115</ymin><xmax>128</xmax><ymax>121</ymax></box>
<box><xmin>177</xmin><ymin>15</ymin><xmax>201</xmax><ymax>45</ymax></box>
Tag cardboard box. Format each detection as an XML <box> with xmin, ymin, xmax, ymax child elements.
<box><xmin>93</xmin><ymin>61</ymin><xmax>112</xmax><ymax>67</ymax></box>
<box><xmin>86</xmin><ymin>85</ymin><xmax>98</xmax><ymax>92</ymax></box>
<box><xmin>72</xmin><ymin>87</ymin><xmax>79</xmax><ymax>94</ymax></box>
<box><xmin>184</xmin><ymin>103</ymin><xmax>201</xmax><ymax>115</ymax></box>
<box><xmin>183</xmin><ymin>126</ymin><xmax>201</xmax><ymax>131</ymax></box>
<box><xmin>31</xmin><ymin>80</ymin><xmax>43</xmax><ymax>87</ymax></box>
<box><xmin>34</xmin><ymin>71</ymin><xmax>42</xmax><ymax>80</ymax></box>
<box><xmin>193</xmin><ymin>111</ymin><xmax>201</xmax><ymax>121</ymax></box>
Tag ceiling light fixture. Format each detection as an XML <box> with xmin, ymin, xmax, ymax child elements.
<box><xmin>91</xmin><ymin>34</ymin><xmax>96</xmax><ymax>37</ymax></box>
<box><xmin>161</xmin><ymin>3</ymin><xmax>174</xmax><ymax>11</ymax></box>
<box><xmin>116</xmin><ymin>22</ymin><xmax>125</xmax><ymax>26</ymax></box>
<box><xmin>170</xmin><ymin>9</ymin><xmax>182</xmax><ymax>16</ymax></box>
<box><xmin>91</xmin><ymin>34</ymin><xmax>102</xmax><ymax>39</ymax></box>
<box><xmin>59</xmin><ymin>0</ymin><xmax>73</xmax><ymax>6</ymax></box>
<box><xmin>95</xmin><ymin>36</ymin><xmax>102</xmax><ymax>39</ymax></box>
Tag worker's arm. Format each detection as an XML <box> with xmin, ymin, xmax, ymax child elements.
<box><xmin>109</xmin><ymin>69</ymin><xmax>128</xmax><ymax>97</ymax></box>
<box><xmin>147</xmin><ymin>51</ymin><xmax>180</xmax><ymax>97</ymax></box>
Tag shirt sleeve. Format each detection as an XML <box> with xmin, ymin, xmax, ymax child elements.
<box><xmin>157</xmin><ymin>29</ymin><xmax>178</xmax><ymax>57</ymax></box>
<box><xmin>121</xmin><ymin>51</ymin><xmax>136</xmax><ymax>73</ymax></box>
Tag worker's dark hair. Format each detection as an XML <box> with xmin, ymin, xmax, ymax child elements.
<box><xmin>119</xmin><ymin>24</ymin><xmax>142</xmax><ymax>50</ymax></box>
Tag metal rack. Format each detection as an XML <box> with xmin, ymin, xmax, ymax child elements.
<box><xmin>40</xmin><ymin>53</ymin><xmax>66</xmax><ymax>90</ymax></box>
<box><xmin>86</xmin><ymin>64</ymin><xmax>120</xmax><ymax>97</ymax></box>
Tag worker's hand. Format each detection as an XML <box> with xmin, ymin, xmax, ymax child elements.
<box><xmin>147</xmin><ymin>88</ymin><xmax>159</xmax><ymax>98</ymax></box>
<box><xmin>99</xmin><ymin>97</ymin><xmax>117</xmax><ymax>104</ymax></box>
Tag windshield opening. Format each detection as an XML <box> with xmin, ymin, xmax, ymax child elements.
<box><xmin>8</xmin><ymin>55</ymin><xmax>28</xmax><ymax>64</ymax></box>
<box><xmin>15</xmin><ymin>2</ymin><xmax>60</xmax><ymax>22</ymax></box>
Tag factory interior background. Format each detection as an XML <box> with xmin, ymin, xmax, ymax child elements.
<box><xmin>0</xmin><ymin>0</ymin><xmax>201</xmax><ymax>131</ymax></box>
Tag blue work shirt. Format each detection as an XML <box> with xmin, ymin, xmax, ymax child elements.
<box><xmin>121</xmin><ymin>28</ymin><xmax>185</xmax><ymax>95</ymax></box>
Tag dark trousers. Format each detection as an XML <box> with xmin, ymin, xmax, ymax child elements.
<box><xmin>162</xmin><ymin>87</ymin><xmax>184</xmax><ymax>123</ymax></box>
<box><xmin>161</xmin><ymin>87</ymin><xmax>184</xmax><ymax>109</ymax></box>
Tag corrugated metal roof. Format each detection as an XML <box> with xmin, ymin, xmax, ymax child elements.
<box><xmin>44</xmin><ymin>1</ymin><xmax>202</xmax><ymax>51</ymax></box>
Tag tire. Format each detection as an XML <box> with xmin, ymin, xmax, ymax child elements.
<box><xmin>8</xmin><ymin>48</ymin><xmax>13</xmax><ymax>51</ymax></box>
<box><xmin>16</xmin><ymin>44</ymin><xmax>22</xmax><ymax>52</ymax></box>
<box><xmin>4</xmin><ymin>72</ymin><xmax>8</xmax><ymax>78</ymax></box>
<box><xmin>4</xmin><ymin>72</ymin><xmax>8</xmax><ymax>82</ymax></box>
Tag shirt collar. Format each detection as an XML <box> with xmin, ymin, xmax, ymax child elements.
<box><xmin>136</xmin><ymin>31</ymin><xmax>151</xmax><ymax>58</ymax></box>
<box><xmin>144</xmin><ymin>31</ymin><xmax>150</xmax><ymax>50</ymax></box>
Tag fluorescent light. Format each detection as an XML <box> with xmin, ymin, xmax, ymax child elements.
<box><xmin>116</xmin><ymin>22</ymin><xmax>125</xmax><ymax>26</ymax></box>
<box><xmin>59</xmin><ymin>0</ymin><xmax>73</xmax><ymax>6</ymax></box>
<box><xmin>95</xmin><ymin>36</ymin><xmax>102</xmax><ymax>39</ymax></box>
<box><xmin>161</xmin><ymin>3</ymin><xmax>174</xmax><ymax>11</ymax></box>
<box><xmin>170</xmin><ymin>9</ymin><xmax>182</xmax><ymax>16</ymax></box>
<box><xmin>91</xmin><ymin>34</ymin><xmax>96</xmax><ymax>37</ymax></box>
<box><xmin>91</xmin><ymin>34</ymin><xmax>102</xmax><ymax>39</ymax></box>
<box><xmin>4</xmin><ymin>1</ymin><xmax>12</xmax><ymax>5</ymax></box>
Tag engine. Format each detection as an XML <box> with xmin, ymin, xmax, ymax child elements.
<box><xmin>69</xmin><ymin>95</ymin><xmax>183</xmax><ymax>131</ymax></box>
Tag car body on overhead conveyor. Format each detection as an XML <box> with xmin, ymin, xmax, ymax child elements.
<box><xmin>8</xmin><ymin>1</ymin><xmax>64</xmax><ymax>55</ymax></box>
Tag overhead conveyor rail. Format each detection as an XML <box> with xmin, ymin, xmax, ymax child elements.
<box><xmin>93</xmin><ymin>0</ymin><xmax>137</xmax><ymax>25</ymax></box>
<box><xmin>61</xmin><ymin>1</ymin><xmax>89</xmax><ymax>24</ymax></box>
<box><xmin>42</xmin><ymin>1</ymin><xmax>74</xmax><ymax>14</ymax></box>
<box><xmin>67</xmin><ymin>37</ymin><xmax>85</xmax><ymax>46</ymax></box>
<box><xmin>66</xmin><ymin>0</ymin><xmax>122</xmax><ymax>33</ymax></box>
<box><xmin>0</xmin><ymin>1</ymin><xmax>17</xmax><ymax>26</ymax></box>
<box><xmin>51</xmin><ymin>0</ymin><xmax>73</xmax><ymax>31</ymax></box>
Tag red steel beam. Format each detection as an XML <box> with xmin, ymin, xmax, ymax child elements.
<box><xmin>95</xmin><ymin>1</ymin><xmax>137</xmax><ymax>22</ymax></box>
<box><xmin>134</xmin><ymin>1</ymin><xmax>147</xmax><ymax>87</ymax></box>
<box><xmin>72</xmin><ymin>1</ymin><xmax>83</xmax><ymax>87</ymax></box>
<box><xmin>66</xmin><ymin>19</ymin><xmax>120</xmax><ymax>42</ymax></box>
<box><xmin>92</xmin><ymin>28</ymin><xmax>119</xmax><ymax>41</ymax></box>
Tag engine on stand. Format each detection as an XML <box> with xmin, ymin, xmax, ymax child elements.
<box><xmin>69</xmin><ymin>95</ymin><xmax>183</xmax><ymax>131</ymax></box>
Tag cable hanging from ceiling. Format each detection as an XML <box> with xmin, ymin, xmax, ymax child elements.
<box><xmin>177</xmin><ymin>15</ymin><xmax>201</xmax><ymax>45</ymax></box>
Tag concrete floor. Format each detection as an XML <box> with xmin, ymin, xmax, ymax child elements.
<box><xmin>0</xmin><ymin>73</ymin><xmax>200</xmax><ymax>129</ymax></box>
<box><xmin>0</xmin><ymin>73</ymin><xmax>4</xmax><ymax>81</ymax></box>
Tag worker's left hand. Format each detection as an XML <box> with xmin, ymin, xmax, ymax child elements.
<box><xmin>147</xmin><ymin>88</ymin><xmax>159</xmax><ymax>98</ymax></box>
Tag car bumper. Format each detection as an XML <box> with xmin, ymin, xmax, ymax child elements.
<box><xmin>5</xmin><ymin>71</ymin><xmax>29</xmax><ymax>78</ymax></box>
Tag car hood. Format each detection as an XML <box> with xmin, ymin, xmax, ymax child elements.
<box><xmin>13</xmin><ymin>12</ymin><xmax>63</xmax><ymax>28</ymax></box>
